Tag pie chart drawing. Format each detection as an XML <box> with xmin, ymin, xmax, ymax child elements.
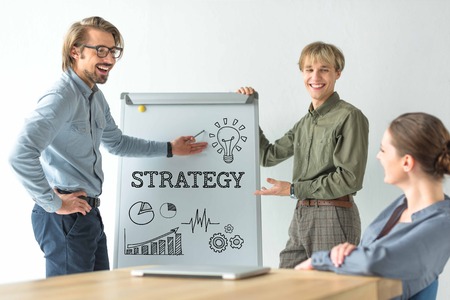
<box><xmin>160</xmin><ymin>203</ymin><xmax>177</xmax><ymax>219</ymax></box>
<box><xmin>129</xmin><ymin>201</ymin><xmax>155</xmax><ymax>225</ymax></box>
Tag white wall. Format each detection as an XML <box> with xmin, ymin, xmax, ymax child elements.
<box><xmin>1</xmin><ymin>0</ymin><xmax>449</xmax><ymax>298</ymax></box>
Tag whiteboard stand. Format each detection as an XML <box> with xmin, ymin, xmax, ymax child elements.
<box><xmin>113</xmin><ymin>92</ymin><xmax>261</xmax><ymax>268</ymax></box>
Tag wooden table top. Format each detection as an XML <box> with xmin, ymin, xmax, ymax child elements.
<box><xmin>0</xmin><ymin>266</ymin><xmax>402</xmax><ymax>300</ymax></box>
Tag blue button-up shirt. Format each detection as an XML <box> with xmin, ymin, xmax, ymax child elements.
<box><xmin>10</xmin><ymin>68</ymin><xmax>167</xmax><ymax>212</ymax></box>
<box><xmin>311</xmin><ymin>194</ymin><xmax>450</xmax><ymax>299</ymax></box>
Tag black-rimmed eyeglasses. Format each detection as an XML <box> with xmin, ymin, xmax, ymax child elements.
<box><xmin>80</xmin><ymin>44</ymin><xmax>123</xmax><ymax>59</ymax></box>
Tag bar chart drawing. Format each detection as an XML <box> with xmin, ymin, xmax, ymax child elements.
<box><xmin>124</xmin><ymin>227</ymin><xmax>183</xmax><ymax>256</ymax></box>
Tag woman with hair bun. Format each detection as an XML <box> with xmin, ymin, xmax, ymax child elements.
<box><xmin>296</xmin><ymin>112</ymin><xmax>450</xmax><ymax>300</ymax></box>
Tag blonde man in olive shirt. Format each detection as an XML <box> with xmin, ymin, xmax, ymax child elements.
<box><xmin>238</xmin><ymin>41</ymin><xmax>369</xmax><ymax>268</ymax></box>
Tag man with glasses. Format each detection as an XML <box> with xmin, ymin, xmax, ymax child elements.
<box><xmin>9</xmin><ymin>16</ymin><xmax>208</xmax><ymax>277</ymax></box>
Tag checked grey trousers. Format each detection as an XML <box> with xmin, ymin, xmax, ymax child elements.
<box><xmin>279</xmin><ymin>200</ymin><xmax>361</xmax><ymax>268</ymax></box>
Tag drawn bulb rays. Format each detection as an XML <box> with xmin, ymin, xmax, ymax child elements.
<box><xmin>210</xmin><ymin>118</ymin><xmax>247</xmax><ymax>163</ymax></box>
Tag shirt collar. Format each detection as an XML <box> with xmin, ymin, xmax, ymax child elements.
<box><xmin>67</xmin><ymin>68</ymin><xmax>98</xmax><ymax>99</ymax></box>
<box><xmin>308</xmin><ymin>92</ymin><xmax>340</xmax><ymax>117</ymax></box>
<box><xmin>411</xmin><ymin>194</ymin><xmax>450</xmax><ymax>221</ymax></box>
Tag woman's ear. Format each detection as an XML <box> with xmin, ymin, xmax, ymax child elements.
<box><xmin>402</xmin><ymin>154</ymin><xmax>415</xmax><ymax>172</ymax></box>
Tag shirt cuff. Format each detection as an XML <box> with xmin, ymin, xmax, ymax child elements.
<box><xmin>311</xmin><ymin>251</ymin><xmax>334</xmax><ymax>271</ymax></box>
<box><xmin>36</xmin><ymin>195</ymin><xmax>63</xmax><ymax>213</ymax></box>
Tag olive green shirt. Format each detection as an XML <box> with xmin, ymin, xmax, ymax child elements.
<box><xmin>259</xmin><ymin>92</ymin><xmax>369</xmax><ymax>200</ymax></box>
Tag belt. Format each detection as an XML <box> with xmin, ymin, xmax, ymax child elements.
<box><xmin>79</xmin><ymin>196</ymin><xmax>101</xmax><ymax>208</ymax></box>
<box><xmin>297</xmin><ymin>195</ymin><xmax>352</xmax><ymax>208</ymax></box>
<box><xmin>57</xmin><ymin>189</ymin><xmax>101</xmax><ymax>208</ymax></box>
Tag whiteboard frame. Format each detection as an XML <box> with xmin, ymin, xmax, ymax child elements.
<box><xmin>113</xmin><ymin>92</ymin><xmax>262</xmax><ymax>268</ymax></box>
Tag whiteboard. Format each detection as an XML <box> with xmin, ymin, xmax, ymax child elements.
<box><xmin>113</xmin><ymin>92</ymin><xmax>262</xmax><ymax>268</ymax></box>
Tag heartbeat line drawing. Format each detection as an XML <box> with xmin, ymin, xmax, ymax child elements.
<box><xmin>181</xmin><ymin>208</ymin><xmax>220</xmax><ymax>233</ymax></box>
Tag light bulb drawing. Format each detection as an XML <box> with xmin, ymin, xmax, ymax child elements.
<box><xmin>210</xmin><ymin>118</ymin><xmax>247</xmax><ymax>164</ymax></box>
<box><xmin>217</xmin><ymin>126</ymin><xmax>239</xmax><ymax>163</ymax></box>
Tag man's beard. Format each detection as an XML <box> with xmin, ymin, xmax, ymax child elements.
<box><xmin>83</xmin><ymin>68</ymin><xmax>109</xmax><ymax>85</ymax></box>
<box><xmin>79</xmin><ymin>53</ymin><xmax>111</xmax><ymax>85</ymax></box>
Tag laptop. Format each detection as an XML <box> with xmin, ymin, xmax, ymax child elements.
<box><xmin>130</xmin><ymin>264</ymin><xmax>271</xmax><ymax>280</ymax></box>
